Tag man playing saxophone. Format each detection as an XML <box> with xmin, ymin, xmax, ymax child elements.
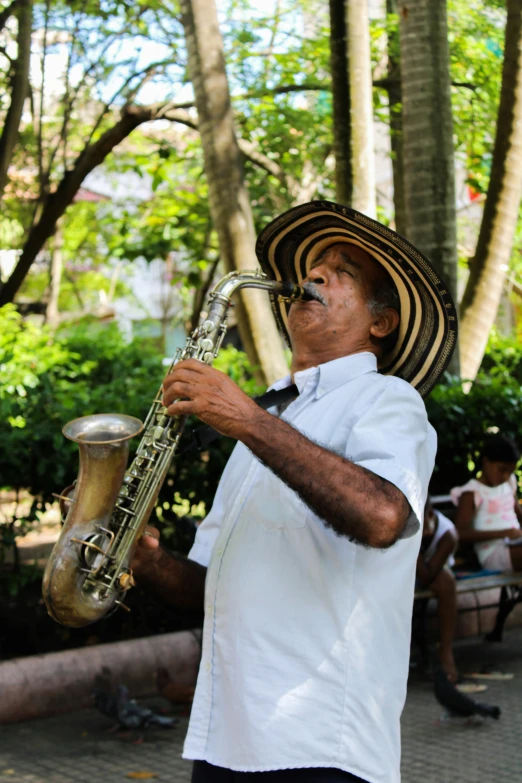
<box><xmin>131</xmin><ymin>202</ymin><xmax>457</xmax><ymax>783</ymax></box>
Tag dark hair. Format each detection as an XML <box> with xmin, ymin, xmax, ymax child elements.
<box><xmin>481</xmin><ymin>434</ymin><xmax>521</xmax><ymax>464</ymax></box>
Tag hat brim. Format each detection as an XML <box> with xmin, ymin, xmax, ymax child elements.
<box><xmin>255</xmin><ymin>201</ymin><xmax>458</xmax><ymax>398</ymax></box>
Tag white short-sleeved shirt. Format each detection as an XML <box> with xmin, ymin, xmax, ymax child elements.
<box><xmin>183</xmin><ymin>352</ymin><xmax>436</xmax><ymax>783</ymax></box>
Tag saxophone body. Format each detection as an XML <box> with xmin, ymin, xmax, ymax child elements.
<box><xmin>42</xmin><ymin>271</ymin><xmax>312</xmax><ymax>627</ymax></box>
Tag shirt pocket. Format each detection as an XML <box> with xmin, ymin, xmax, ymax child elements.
<box><xmin>246</xmin><ymin>466</ymin><xmax>307</xmax><ymax>532</ymax></box>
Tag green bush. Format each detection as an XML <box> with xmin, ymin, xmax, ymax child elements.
<box><xmin>426</xmin><ymin>371</ymin><xmax>522</xmax><ymax>494</ymax></box>
<box><xmin>480</xmin><ymin>326</ymin><xmax>522</xmax><ymax>385</ymax></box>
<box><xmin>0</xmin><ymin>313</ymin><xmax>264</xmax><ymax>654</ymax></box>
<box><xmin>0</xmin><ymin>307</ymin><xmax>164</xmax><ymax>499</ymax></box>
<box><xmin>0</xmin><ymin>311</ymin><xmax>264</xmax><ymax>583</ymax></box>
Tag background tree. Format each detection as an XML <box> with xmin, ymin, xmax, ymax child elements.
<box><xmin>328</xmin><ymin>0</ymin><xmax>351</xmax><ymax>204</ymax></box>
<box><xmin>0</xmin><ymin>0</ymin><xmax>32</xmax><ymax>198</ymax></box>
<box><xmin>398</xmin><ymin>0</ymin><xmax>459</xmax><ymax>376</ymax></box>
<box><xmin>459</xmin><ymin>0</ymin><xmax>522</xmax><ymax>381</ymax></box>
<box><xmin>179</xmin><ymin>0</ymin><xmax>288</xmax><ymax>385</ymax></box>
<box><xmin>384</xmin><ymin>0</ymin><xmax>406</xmax><ymax>235</ymax></box>
<box><xmin>346</xmin><ymin>0</ymin><xmax>376</xmax><ymax>217</ymax></box>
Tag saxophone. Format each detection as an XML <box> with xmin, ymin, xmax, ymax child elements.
<box><xmin>42</xmin><ymin>271</ymin><xmax>314</xmax><ymax>627</ymax></box>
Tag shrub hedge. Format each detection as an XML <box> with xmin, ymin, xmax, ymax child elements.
<box><xmin>2</xmin><ymin>306</ymin><xmax>522</xmax><ymax>656</ymax></box>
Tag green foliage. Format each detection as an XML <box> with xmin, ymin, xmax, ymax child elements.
<box><xmin>0</xmin><ymin>309</ymin><xmax>263</xmax><ymax>588</ymax></box>
<box><xmin>0</xmin><ymin>306</ymin><xmax>164</xmax><ymax>498</ymax></box>
<box><xmin>480</xmin><ymin>326</ymin><xmax>522</xmax><ymax>384</ymax></box>
<box><xmin>427</xmin><ymin>371</ymin><xmax>522</xmax><ymax>495</ymax></box>
<box><xmin>426</xmin><ymin>326</ymin><xmax>522</xmax><ymax>493</ymax></box>
<box><xmin>448</xmin><ymin>0</ymin><xmax>506</xmax><ymax>195</ymax></box>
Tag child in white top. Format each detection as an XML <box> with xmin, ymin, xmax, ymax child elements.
<box><xmin>451</xmin><ymin>434</ymin><xmax>522</xmax><ymax>573</ymax></box>
<box><xmin>417</xmin><ymin>497</ymin><xmax>459</xmax><ymax>680</ymax></box>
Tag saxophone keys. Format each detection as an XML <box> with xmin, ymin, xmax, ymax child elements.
<box><xmin>119</xmin><ymin>572</ymin><xmax>136</xmax><ymax>591</ymax></box>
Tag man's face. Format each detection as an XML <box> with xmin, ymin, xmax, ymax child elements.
<box><xmin>287</xmin><ymin>242</ymin><xmax>394</xmax><ymax>352</ymax></box>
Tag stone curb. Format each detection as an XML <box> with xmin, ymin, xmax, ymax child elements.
<box><xmin>0</xmin><ymin>629</ymin><xmax>201</xmax><ymax>724</ymax></box>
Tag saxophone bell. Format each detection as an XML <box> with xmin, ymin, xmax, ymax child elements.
<box><xmin>42</xmin><ymin>414</ymin><xmax>144</xmax><ymax>627</ymax></box>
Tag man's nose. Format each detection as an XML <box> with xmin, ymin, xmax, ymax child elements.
<box><xmin>306</xmin><ymin>264</ymin><xmax>328</xmax><ymax>285</ymax></box>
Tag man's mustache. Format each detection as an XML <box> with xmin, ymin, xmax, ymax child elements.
<box><xmin>302</xmin><ymin>282</ymin><xmax>327</xmax><ymax>306</ymax></box>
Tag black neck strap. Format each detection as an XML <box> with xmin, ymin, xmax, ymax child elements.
<box><xmin>177</xmin><ymin>383</ymin><xmax>299</xmax><ymax>455</ymax></box>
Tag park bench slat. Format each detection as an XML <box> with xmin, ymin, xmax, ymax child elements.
<box><xmin>414</xmin><ymin>571</ymin><xmax>522</xmax><ymax>600</ymax></box>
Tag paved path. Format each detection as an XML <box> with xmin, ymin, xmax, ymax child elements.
<box><xmin>1</xmin><ymin>628</ymin><xmax>522</xmax><ymax>783</ymax></box>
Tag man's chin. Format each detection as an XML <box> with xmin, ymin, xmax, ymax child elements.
<box><xmin>288</xmin><ymin>305</ymin><xmax>325</xmax><ymax>332</ymax></box>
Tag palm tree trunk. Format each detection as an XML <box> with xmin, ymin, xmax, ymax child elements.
<box><xmin>385</xmin><ymin>0</ymin><xmax>406</xmax><ymax>236</ymax></box>
<box><xmin>179</xmin><ymin>0</ymin><xmax>288</xmax><ymax>386</ymax></box>
<box><xmin>398</xmin><ymin>0</ymin><xmax>459</xmax><ymax>374</ymax></box>
<box><xmin>345</xmin><ymin>0</ymin><xmax>376</xmax><ymax>218</ymax></box>
<box><xmin>329</xmin><ymin>0</ymin><xmax>352</xmax><ymax>205</ymax></box>
<box><xmin>459</xmin><ymin>0</ymin><xmax>522</xmax><ymax>382</ymax></box>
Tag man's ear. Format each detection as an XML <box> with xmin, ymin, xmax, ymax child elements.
<box><xmin>369</xmin><ymin>308</ymin><xmax>400</xmax><ymax>339</ymax></box>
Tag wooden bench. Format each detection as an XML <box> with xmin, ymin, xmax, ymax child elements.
<box><xmin>412</xmin><ymin>494</ymin><xmax>522</xmax><ymax>658</ymax></box>
<box><xmin>415</xmin><ymin>572</ymin><xmax>522</xmax><ymax>642</ymax></box>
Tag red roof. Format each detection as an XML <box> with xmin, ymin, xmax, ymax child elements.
<box><xmin>73</xmin><ymin>187</ymin><xmax>109</xmax><ymax>202</ymax></box>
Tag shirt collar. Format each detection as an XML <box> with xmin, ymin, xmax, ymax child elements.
<box><xmin>268</xmin><ymin>352</ymin><xmax>378</xmax><ymax>399</ymax></box>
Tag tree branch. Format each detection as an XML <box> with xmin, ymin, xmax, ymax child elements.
<box><xmin>0</xmin><ymin>0</ymin><xmax>20</xmax><ymax>32</ymax></box>
<box><xmin>158</xmin><ymin>105</ymin><xmax>291</xmax><ymax>185</ymax></box>
<box><xmin>0</xmin><ymin>104</ymin><xmax>161</xmax><ymax>305</ymax></box>
<box><xmin>0</xmin><ymin>99</ymin><xmax>298</xmax><ymax>305</ymax></box>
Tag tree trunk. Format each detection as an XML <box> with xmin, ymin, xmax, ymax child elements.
<box><xmin>0</xmin><ymin>0</ymin><xmax>32</xmax><ymax>198</ymax></box>
<box><xmin>459</xmin><ymin>0</ymin><xmax>522</xmax><ymax>382</ymax></box>
<box><xmin>45</xmin><ymin>221</ymin><xmax>63</xmax><ymax>328</ymax></box>
<box><xmin>345</xmin><ymin>0</ymin><xmax>376</xmax><ymax>218</ymax></box>
<box><xmin>385</xmin><ymin>0</ymin><xmax>406</xmax><ymax>236</ymax></box>
<box><xmin>179</xmin><ymin>0</ymin><xmax>288</xmax><ymax>386</ymax></box>
<box><xmin>329</xmin><ymin>0</ymin><xmax>352</xmax><ymax>205</ymax></box>
<box><xmin>398</xmin><ymin>0</ymin><xmax>459</xmax><ymax>375</ymax></box>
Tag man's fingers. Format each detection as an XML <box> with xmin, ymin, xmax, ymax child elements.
<box><xmin>162</xmin><ymin>381</ymin><xmax>194</xmax><ymax>407</ymax></box>
<box><xmin>167</xmin><ymin>400</ymin><xmax>197</xmax><ymax>417</ymax></box>
<box><xmin>175</xmin><ymin>358</ymin><xmax>211</xmax><ymax>374</ymax></box>
<box><xmin>140</xmin><ymin>527</ymin><xmax>160</xmax><ymax>549</ymax></box>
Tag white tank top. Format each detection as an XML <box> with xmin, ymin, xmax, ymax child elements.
<box><xmin>424</xmin><ymin>510</ymin><xmax>456</xmax><ymax>567</ymax></box>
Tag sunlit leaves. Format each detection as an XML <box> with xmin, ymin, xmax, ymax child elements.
<box><xmin>448</xmin><ymin>0</ymin><xmax>506</xmax><ymax>194</ymax></box>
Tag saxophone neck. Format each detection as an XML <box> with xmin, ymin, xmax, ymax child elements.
<box><xmin>209</xmin><ymin>270</ymin><xmax>313</xmax><ymax>304</ymax></box>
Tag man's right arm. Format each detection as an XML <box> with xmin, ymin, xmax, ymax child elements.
<box><xmin>131</xmin><ymin>526</ymin><xmax>206</xmax><ymax>612</ymax></box>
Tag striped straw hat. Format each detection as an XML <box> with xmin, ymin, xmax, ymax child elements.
<box><xmin>255</xmin><ymin>200</ymin><xmax>458</xmax><ymax>398</ymax></box>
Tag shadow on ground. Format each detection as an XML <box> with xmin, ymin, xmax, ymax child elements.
<box><xmin>2</xmin><ymin>628</ymin><xmax>522</xmax><ymax>783</ymax></box>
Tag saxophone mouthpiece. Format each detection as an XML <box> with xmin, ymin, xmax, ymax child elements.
<box><xmin>276</xmin><ymin>281</ymin><xmax>326</xmax><ymax>305</ymax></box>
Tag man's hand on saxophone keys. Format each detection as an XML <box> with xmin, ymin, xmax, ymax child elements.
<box><xmin>162</xmin><ymin>359</ymin><xmax>264</xmax><ymax>441</ymax></box>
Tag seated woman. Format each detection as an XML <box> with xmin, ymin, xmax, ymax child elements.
<box><xmin>451</xmin><ymin>434</ymin><xmax>522</xmax><ymax>574</ymax></box>
<box><xmin>417</xmin><ymin>496</ymin><xmax>458</xmax><ymax>681</ymax></box>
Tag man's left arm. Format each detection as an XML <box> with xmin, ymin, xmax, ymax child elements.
<box><xmin>163</xmin><ymin>360</ymin><xmax>431</xmax><ymax>549</ymax></box>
